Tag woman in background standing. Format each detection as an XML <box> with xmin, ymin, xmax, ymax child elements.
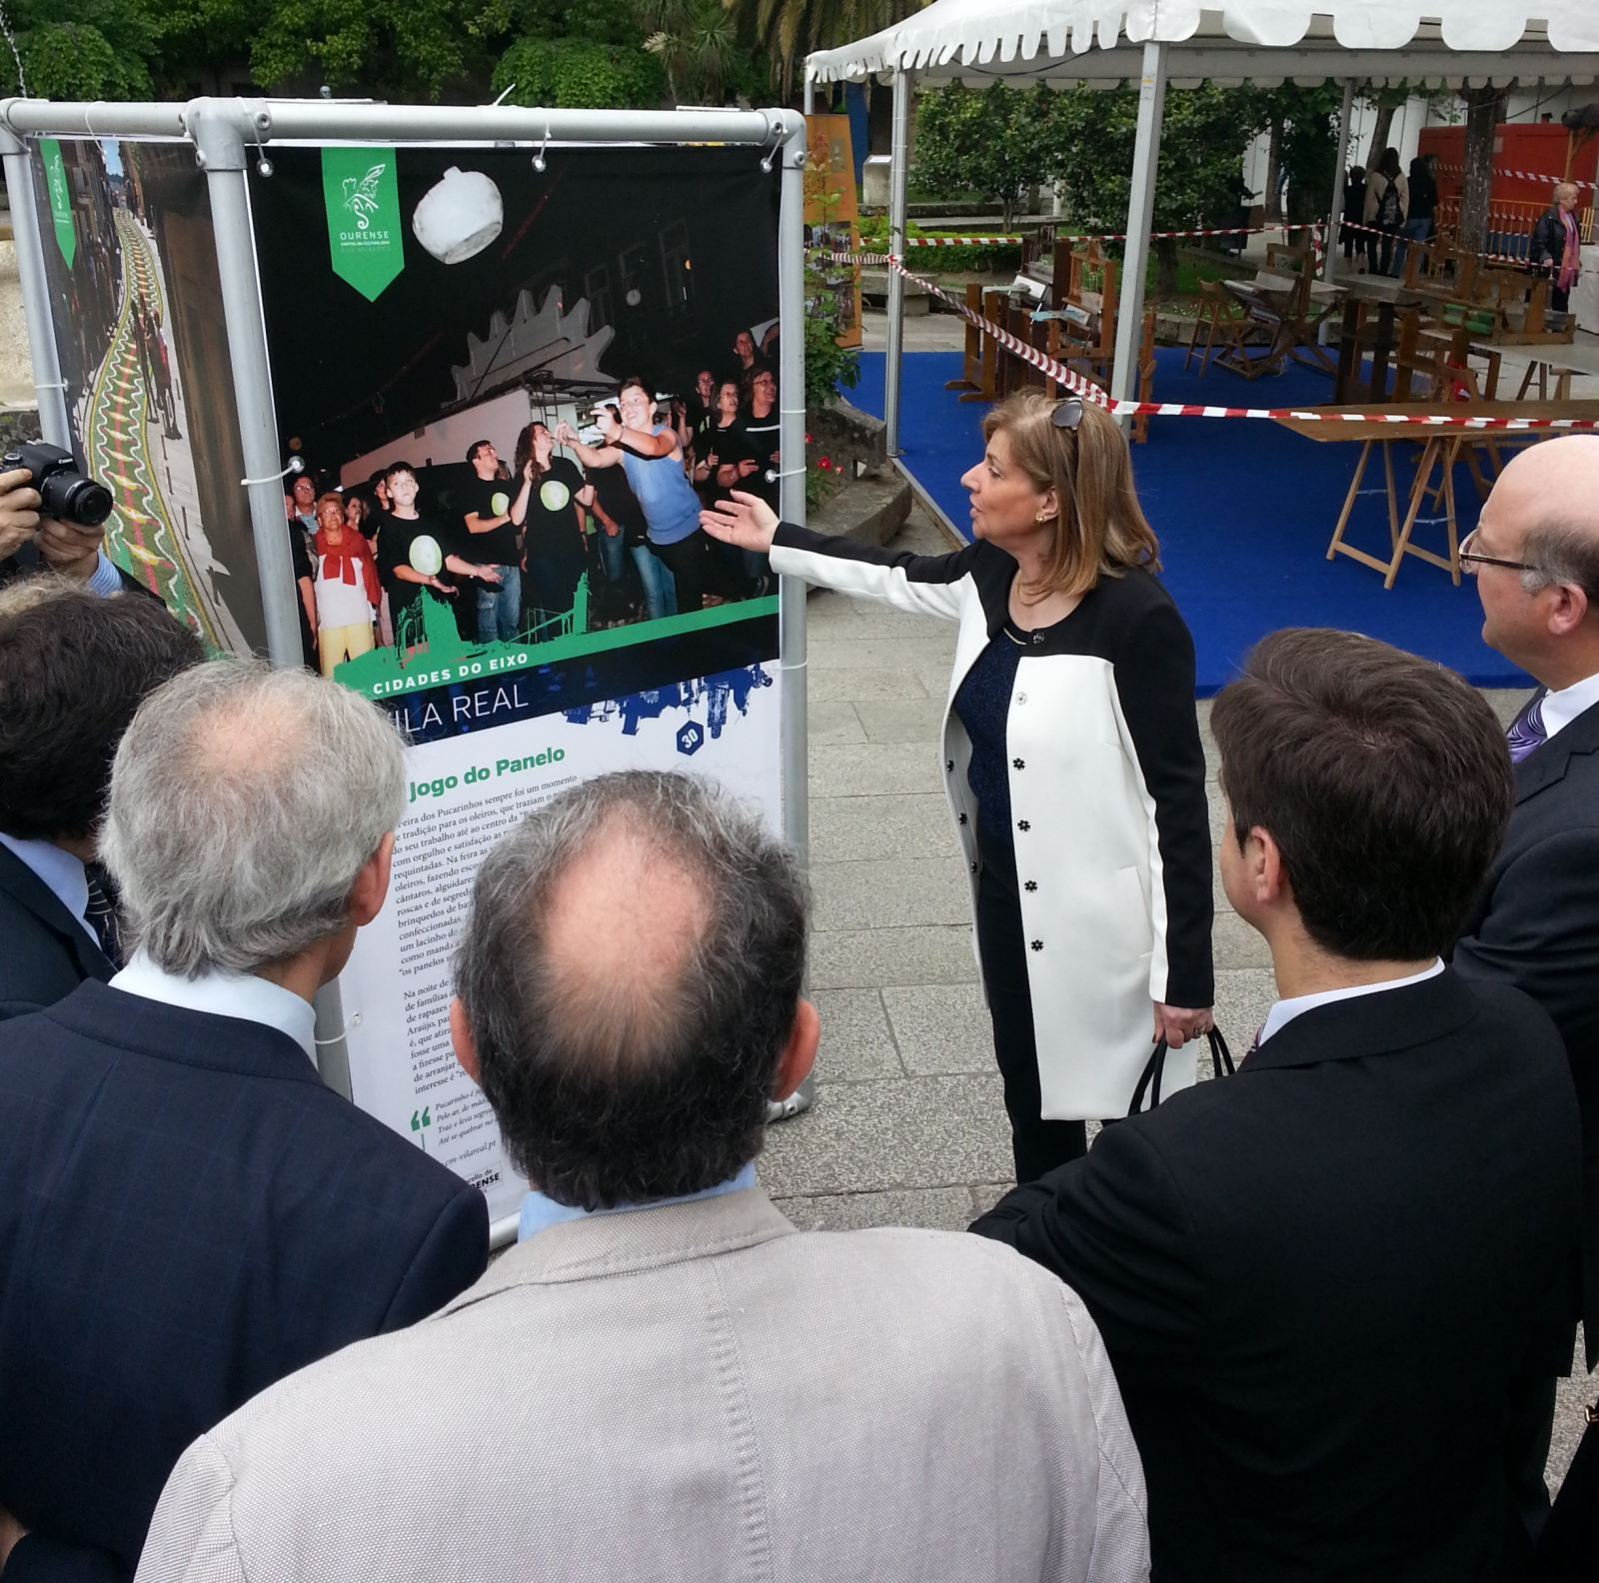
<box><xmin>1532</xmin><ymin>181</ymin><xmax>1584</xmax><ymax>314</ymax></box>
<box><xmin>1363</xmin><ymin>147</ymin><xmax>1408</xmax><ymax>277</ymax></box>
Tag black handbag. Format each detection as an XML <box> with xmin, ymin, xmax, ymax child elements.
<box><xmin>1128</xmin><ymin>1028</ymin><xmax>1235</xmax><ymax>1115</ymax></box>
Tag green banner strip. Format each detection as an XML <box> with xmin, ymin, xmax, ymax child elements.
<box><xmin>321</xmin><ymin>146</ymin><xmax>404</xmax><ymax>301</ymax></box>
<box><xmin>40</xmin><ymin>140</ymin><xmax>77</xmax><ymax>269</ymax></box>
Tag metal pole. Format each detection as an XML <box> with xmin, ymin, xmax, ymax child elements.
<box><xmin>884</xmin><ymin>68</ymin><xmax>910</xmax><ymax>457</ymax></box>
<box><xmin>777</xmin><ymin>114</ymin><xmax>815</xmax><ymax>1117</ymax></box>
<box><xmin>0</xmin><ymin>128</ymin><xmax>72</xmax><ymax>446</ymax></box>
<box><xmin>190</xmin><ymin>106</ymin><xmax>354</xmax><ymax>1092</ymax></box>
<box><xmin>191</xmin><ymin>108</ymin><xmax>301</xmax><ymax>668</ymax></box>
<box><xmin>1325</xmin><ymin>79</ymin><xmax>1356</xmax><ymax>281</ymax></box>
<box><xmin>1109</xmin><ymin>40</ymin><xmax>1167</xmax><ymax>414</ymax></box>
<box><xmin>804</xmin><ymin>71</ymin><xmax>817</xmax><ymax>116</ymax></box>
<box><xmin>2</xmin><ymin>96</ymin><xmax>787</xmax><ymax>150</ymax></box>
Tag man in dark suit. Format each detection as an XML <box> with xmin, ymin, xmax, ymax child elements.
<box><xmin>0</xmin><ymin>582</ymin><xmax>203</xmax><ymax>1019</ymax></box>
<box><xmin>0</xmin><ymin>661</ymin><xmax>489</xmax><ymax>1582</ymax></box>
<box><xmin>972</xmin><ymin>628</ymin><xmax>1582</xmax><ymax>1583</ymax></box>
<box><xmin>1451</xmin><ymin>434</ymin><xmax>1599</xmax><ymax>1545</ymax></box>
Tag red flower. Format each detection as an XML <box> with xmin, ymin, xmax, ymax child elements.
<box><xmin>805</xmin><ymin>432</ymin><xmax>814</xmax><ymax>444</ymax></box>
<box><xmin>818</xmin><ymin>456</ymin><xmax>833</xmax><ymax>471</ymax></box>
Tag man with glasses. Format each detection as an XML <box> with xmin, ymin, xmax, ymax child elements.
<box><xmin>1453</xmin><ymin>435</ymin><xmax>1599</xmax><ymax>1546</ymax></box>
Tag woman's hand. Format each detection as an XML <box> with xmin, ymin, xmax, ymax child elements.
<box><xmin>700</xmin><ymin>490</ymin><xmax>778</xmax><ymax>553</ymax></box>
<box><xmin>426</xmin><ymin>575</ymin><xmax>456</xmax><ymax>596</ymax></box>
<box><xmin>1153</xmin><ymin>1003</ymin><xmax>1214</xmax><ymax>1049</ymax></box>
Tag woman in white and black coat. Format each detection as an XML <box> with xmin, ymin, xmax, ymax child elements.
<box><xmin>703</xmin><ymin>392</ymin><xmax>1213</xmax><ymax>1180</ymax></box>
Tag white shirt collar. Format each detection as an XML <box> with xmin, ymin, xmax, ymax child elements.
<box><xmin>110</xmin><ymin>949</ymin><xmax>318</xmax><ymax>1060</ymax></box>
<box><xmin>0</xmin><ymin>833</ymin><xmax>98</xmax><ymax>947</ymax></box>
<box><xmin>1258</xmin><ymin>959</ymin><xmax>1444</xmax><ymax>1048</ymax></box>
<box><xmin>1538</xmin><ymin>671</ymin><xmax>1599</xmax><ymax>743</ymax></box>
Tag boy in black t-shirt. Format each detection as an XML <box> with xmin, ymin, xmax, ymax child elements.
<box><xmin>375</xmin><ymin>462</ymin><xmax>501</xmax><ymax>654</ymax></box>
<box><xmin>459</xmin><ymin>440</ymin><xmax>522</xmax><ymax>644</ymax></box>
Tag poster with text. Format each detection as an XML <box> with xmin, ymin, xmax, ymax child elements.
<box><xmin>29</xmin><ymin>137</ymin><xmax>265</xmax><ymax>653</ymax></box>
<box><xmin>249</xmin><ymin>144</ymin><xmax>784</xmax><ymax>1227</ymax></box>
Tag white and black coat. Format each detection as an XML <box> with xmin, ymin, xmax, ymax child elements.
<box><xmin>773</xmin><ymin>522</ymin><xmax>1214</xmax><ymax>1118</ymax></box>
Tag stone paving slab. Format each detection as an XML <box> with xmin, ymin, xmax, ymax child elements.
<box><xmin>811</xmin><ymin>988</ymin><xmax>904</xmax><ymax>1083</ymax></box>
<box><xmin>809</xmin><ymin>793</ymin><xmax>952</xmax><ymax>863</ymax></box>
<box><xmin>759</xmin><ymin>1073</ymin><xmax>1012</xmax><ymax>1197</ymax></box>
<box><xmin>807</xmin><ymin>741</ymin><xmax>947</xmax><ymax>798</ymax></box>
<box><xmin>883</xmin><ymin>982</ymin><xmax>993</xmax><ymax>1076</ymax></box>
<box><xmin>809</xmin><ymin>925</ymin><xmax>980</xmax><ymax>989</ymax></box>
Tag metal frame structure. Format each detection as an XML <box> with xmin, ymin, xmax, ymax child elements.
<box><xmin>0</xmin><ymin>96</ymin><xmax>812</xmax><ymax>1124</ymax></box>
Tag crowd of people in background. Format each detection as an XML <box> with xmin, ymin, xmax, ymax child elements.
<box><xmin>282</xmin><ymin>321</ymin><xmax>785</xmax><ymax>675</ymax></box>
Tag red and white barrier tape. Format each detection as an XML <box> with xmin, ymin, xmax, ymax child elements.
<box><xmin>1334</xmin><ymin>217</ymin><xmax>1572</xmax><ymax>269</ymax></box>
<box><xmin>878</xmin><ymin>221</ymin><xmax>1325</xmax><ymax>249</ymax></box>
<box><xmin>1431</xmin><ymin>163</ymin><xmax>1595</xmax><ymax>193</ymax></box>
<box><xmin>854</xmin><ymin>253</ymin><xmax>1599</xmax><ymax>431</ymax></box>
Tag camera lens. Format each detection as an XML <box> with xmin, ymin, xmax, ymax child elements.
<box><xmin>40</xmin><ymin>472</ymin><xmax>113</xmax><ymax>528</ymax></box>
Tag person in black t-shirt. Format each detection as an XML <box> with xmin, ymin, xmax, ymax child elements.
<box><xmin>375</xmin><ymin>463</ymin><xmax>500</xmax><ymax>655</ymax></box>
<box><xmin>289</xmin><ymin>519</ymin><xmax>317</xmax><ymax>668</ymax></box>
<box><xmin>510</xmin><ymin>421</ymin><xmax>602</xmax><ymax>632</ymax></box>
<box><xmin>459</xmin><ymin>440</ymin><xmax>522</xmax><ymax>644</ymax></box>
<box><xmin>734</xmin><ymin>367</ymin><xmax>781</xmax><ymax>514</ymax></box>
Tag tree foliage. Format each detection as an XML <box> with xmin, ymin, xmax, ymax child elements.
<box><xmin>0</xmin><ymin>0</ymin><xmax>766</xmax><ymax>107</ymax></box>
<box><xmin>491</xmin><ymin>36</ymin><xmax>664</xmax><ymax>111</ymax></box>
<box><xmin>911</xmin><ymin>82</ymin><xmax>1064</xmax><ymax>230</ymax></box>
<box><xmin>723</xmin><ymin>0</ymin><xmax>922</xmax><ymax>98</ymax></box>
<box><xmin>0</xmin><ymin>0</ymin><xmax>161</xmax><ymax>100</ymax></box>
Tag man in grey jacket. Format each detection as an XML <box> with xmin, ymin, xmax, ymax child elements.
<box><xmin>136</xmin><ymin>770</ymin><xmax>1147</xmax><ymax>1583</ymax></box>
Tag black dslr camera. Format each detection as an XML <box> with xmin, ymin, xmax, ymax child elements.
<box><xmin>0</xmin><ymin>441</ymin><xmax>113</xmax><ymax>528</ymax></box>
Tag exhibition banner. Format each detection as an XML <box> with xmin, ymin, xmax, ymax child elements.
<box><xmin>27</xmin><ymin>136</ymin><xmax>266</xmax><ymax>653</ymax></box>
<box><xmin>249</xmin><ymin>144</ymin><xmax>785</xmax><ymax>1226</ymax></box>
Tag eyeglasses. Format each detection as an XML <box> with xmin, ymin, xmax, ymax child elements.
<box><xmin>1458</xmin><ymin>527</ymin><xmax>1537</xmax><ymax>576</ymax></box>
<box><xmin>1050</xmin><ymin>398</ymin><xmax>1085</xmax><ymax>432</ymax></box>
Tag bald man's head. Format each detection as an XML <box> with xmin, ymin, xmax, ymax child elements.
<box><xmin>1491</xmin><ymin>436</ymin><xmax>1599</xmax><ymax>573</ymax></box>
<box><xmin>455</xmin><ymin>772</ymin><xmax>809</xmax><ymax>1211</ymax></box>
<box><xmin>1471</xmin><ymin>437</ymin><xmax>1599</xmax><ymax>683</ymax></box>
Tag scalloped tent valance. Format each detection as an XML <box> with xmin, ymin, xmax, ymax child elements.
<box><xmin>806</xmin><ymin>2</ymin><xmax>1599</xmax><ymax>87</ymax></box>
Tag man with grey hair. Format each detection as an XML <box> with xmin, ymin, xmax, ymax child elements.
<box><xmin>0</xmin><ymin>662</ymin><xmax>488</xmax><ymax>1583</ymax></box>
<box><xmin>136</xmin><ymin>770</ymin><xmax>1148</xmax><ymax>1583</ymax></box>
<box><xmin>1453</xmin><ymin>434</ymin><xmax>1599</xmax><ymax>1546</ymax></box>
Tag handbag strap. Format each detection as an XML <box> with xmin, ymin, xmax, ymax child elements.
<box><xmin>1130</xmin><ymin>1028</ymin><xmax>1235</xmax><ymax>1117</ymax></box>
<box><xmin>1129</xmin><ymin>1039</ymin><xmax>1167</xmax><ymax>1116</ymax></box>
<box><xmin>1208</xmin><ymin>1027</ymin><xmax>1236</xmax><ymax>1078</ymax></box>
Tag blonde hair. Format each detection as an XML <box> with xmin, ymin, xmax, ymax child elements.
<box><xmin>1554</xmin><ymin>181</ymin><xmax>1579</xmax><ymax>205</ymax></box>
<box><xmin>982</xmin><ymin>392</ymin><xmax>1161</xmax><ymax>601</ymax></box>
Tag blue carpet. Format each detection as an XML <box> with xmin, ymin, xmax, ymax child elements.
<box><xmin>849</xmin><ymin>348</ymin><xmax>1531</xmax><ymax>695</ymax></box>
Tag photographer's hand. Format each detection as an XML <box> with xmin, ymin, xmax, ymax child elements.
<box><xmin>36</xmin><ymin>516</ymin><xmax>106</xmax><ymax>582</ymax></box>
<box><xmin>0</xmin><ymin>466</ymin><xmax>43</xmax><ymax>561</ymax></box>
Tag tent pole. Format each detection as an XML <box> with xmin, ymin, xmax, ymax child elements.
<box><xmin>1109</xmin><ymin>40</ymin><xmax>1167</xmax><ymax>420</ymax></box>
<box><xmin>885</xmin><ymin>67</ymin><xmax>910</xmax><ymax>457</ymax></box>
<box><xmin>1325</xmin><ymin>79</ymin><xmax>1356</xmax><ymax>280</ymax></box>
<box><xmin>804</xmin><ymin>72</ymin><xmax>816</xmax><ymax>115</ymax></box>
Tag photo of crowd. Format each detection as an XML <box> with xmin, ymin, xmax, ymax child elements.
<box><xmin>248</xmin><ymin>144</ymin><xmax>785</xmax><ymax>679</ymax></box>
<box><xmin>283</xmin><ymin>324</ymin><xmax>784</xmax><ymax>677</ymax></box>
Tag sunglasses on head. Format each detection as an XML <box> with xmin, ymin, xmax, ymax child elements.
<box><xmin>1051</xmin><ymin>398</ymin><xmax>1085</xmax><ymax>432</ymax></box>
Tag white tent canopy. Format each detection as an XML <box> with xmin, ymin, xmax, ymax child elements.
<box><xmin>806</xmin><ymin>4</ymin><xmax>1599</xmax><ymax>451</ymax></box>
<box><xmin>808</xmin><ymin>2</ymin><xmax>1599</xmax><ymax>86</ymax></box>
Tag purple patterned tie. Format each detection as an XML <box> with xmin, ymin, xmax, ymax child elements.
<box><xmin>1506</xmin><ymin>694</ymin><xmax>1547</xmax><ymax>765</ymax></box>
